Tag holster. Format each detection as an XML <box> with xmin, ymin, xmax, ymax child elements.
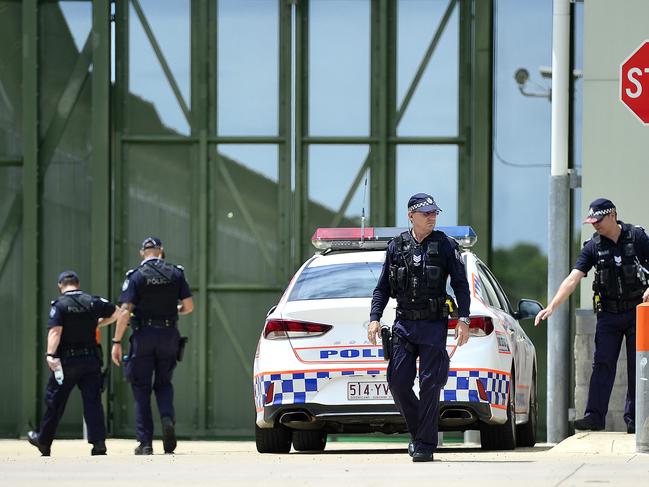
<box><xmin>380</xmin><ymin>327</ymin><xmax>392</xmax><ymax>361</ymax></box>
<box><xmin>100</xmin><ymin>367</ymin><xmax>109</xmax><ymax>393</ymax></box>
<box><xmin>177</xmin><ymin>336</ymin><xmax>189</xmax><ymax>362</ymax></box>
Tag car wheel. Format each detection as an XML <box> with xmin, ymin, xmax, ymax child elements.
<box><xmin>255</xmin><ymin>424</ymin><xmax>292</xmax><ymax>453</ymax></box>
<box><xmin>292</xmin><ymin>430</ymin><xmax>327</xmax><ymax>452</ymax></box>
<box><xmin>516</xmin><ymin>370</ymin><xmax>537</xmax><ymax>447</ymax></box>
<box><xmin>480</xmin><ymin>370</ymin><xmax>517</xmax><ymax>450</ymax></box>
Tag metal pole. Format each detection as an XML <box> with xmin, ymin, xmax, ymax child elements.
<box><xmin>637</xmin><ymin>303</ymin><xmax>649</xmax><ymax>453</ymax></box>
<box><xmin>547</xmin><ymin>0</ymin><xmax>571</xmax><ymax>444</ymax></box>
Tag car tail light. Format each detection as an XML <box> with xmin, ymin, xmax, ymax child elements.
<box><xmin>476</xmin><ymin>378</ymin><xmax>488</xmax><ymax>401</ymax></box>
<box><xmin>264</xmin><ymin>382</ymin><xmax>275</xmax><ymax>405</ymax></box>
<box><xmin>263</xmin><ymin>319</ymin><xmax>333</xmax><ymax>340</ymax></box>
<box><xmin>447</xmin><ymin>316</ymin><xmax>494</xmax><ymax>336</ymax></box>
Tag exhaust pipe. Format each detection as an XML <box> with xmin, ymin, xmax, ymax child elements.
<box><xmin>439</xmin><ymin>408</ymin><xmax>476</xmax><ymax>427</ymax></box>
<box><xmin>279</xmin><ymin>411</ymin><xmax>314</xmax><ymax>424</ymax></box>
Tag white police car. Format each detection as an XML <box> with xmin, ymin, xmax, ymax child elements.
<box><xmin>253</xmin><ymin>227</ymin><xmax>541</xmax><ymax>453</ymax></box>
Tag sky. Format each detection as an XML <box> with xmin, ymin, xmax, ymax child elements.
<box><xmin>59</xmin><ymin>0</ymin><xmax>584</xmax><ymax>254</ymax></box>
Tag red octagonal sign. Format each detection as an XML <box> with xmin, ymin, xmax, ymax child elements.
<box><xmin>621</xmin><ymin>40</ymin><xmax>649</xmax><ymax>124</ymax></box>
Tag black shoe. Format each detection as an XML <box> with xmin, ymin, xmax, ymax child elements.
<box><xmin>412</xmin><ymin>450</ymin><xmax>434</xmax><ymax>462</ymax></box>
<box><xmin>627</xmin><ymin>424</ymin><xmax>635</xmax><ymax>434</ymax></box>
<box><xmin>27</xmin><ymin>431</ymin><xmax>50</xmax><ymax>456</ymax></box>
<box><xmin>134</xmin><ymin>443</ymin><xmax>153</xmax><ymax>455</ymax></box>
<box><xmin>161</xmin><ymin>416</ymin><xmax>177</xmax><ymax>454</ymax></box>
<box><xmin>574</xmin><ymin>416</ymin><xmax>604</xmax><ymax>431</ymax></box>
<box><xmin>408</xmin><ymin>441</ymin><xmax>415</xmax><ymax>457</ymax></box>
<box><xmin>91</xmin><ymin>441</ymin><xmax>107</xmax><ymax>456</ymax></box>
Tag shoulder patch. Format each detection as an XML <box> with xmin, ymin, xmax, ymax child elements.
<box><xmin>121</xmin><ymin>279</ymin><xmax>130</xmax><ymax>292</ymax></box>
<box><xmin>49</xmin><ymin>306</ymin><xmax>56</xmax><ymax>318</ymax></box>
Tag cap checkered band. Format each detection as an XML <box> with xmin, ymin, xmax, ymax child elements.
<box><xmin>588</xmin><ymin>207</ymin><xmax>614</xmax><ymax>218</ymax></box>
<box><xmin>408</xmin><ymin>197</ymin><xmax>438</xmax><ymax>212</ymax></box>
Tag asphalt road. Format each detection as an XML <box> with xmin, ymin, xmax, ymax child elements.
<box><xmin>0</xmin><ymin>432</ymin><xmax>647</xmax><ymax>486</ymax></box>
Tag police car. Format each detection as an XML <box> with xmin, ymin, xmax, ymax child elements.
<box><xmin>253</xmin><ymin>227</ymin><xmax>541</xmax><ymax>453</ymax></box>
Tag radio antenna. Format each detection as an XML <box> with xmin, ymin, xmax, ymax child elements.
<box><xmin>360</xmin><ymin>172</ymin><xmax>368</xmax><ymax>245</ymax></box>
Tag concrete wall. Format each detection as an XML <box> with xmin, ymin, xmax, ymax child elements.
<box><xmin>575</xmin><ymin>0</ymin><xmax>649</xmax><ymax>430</ymax></box>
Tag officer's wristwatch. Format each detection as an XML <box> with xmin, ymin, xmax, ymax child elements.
<box><xmin>458</xmin><ymin>317</ymin><xmax>471</xmax><ymax>326</ymax></box>
<box><xmin>111</xmin><ymin>338</ymin><xmax>121</xmax><ymax>344</ymax></box>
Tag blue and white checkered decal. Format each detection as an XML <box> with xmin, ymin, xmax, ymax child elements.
<box><xmin>254</xmin><ymin>369</ymin><xmax>509</xmax><ymax>410</ymax></box>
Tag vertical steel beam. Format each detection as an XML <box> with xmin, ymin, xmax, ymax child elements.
<box><xmin>278</xmin><ymin>0</ymin><xmax>292</xmax><ymax>280</ymax></box>
<box><xmin>191</xmin><ymin>0</ymin><xmax>210</xmax><ymax>433</ymax></box>
<box><xmin>294</xmin><ymin>0</ymin><xmax>308</xmax><ymax>266</ymax></box>
<box><xmin>21</xmin><ymin>0</ymin><xmax>40</xmax><ymax>431</ymax></box>
<box><xmin>458</xmin><ymin>0</ymin><xmax>492</xmax><ymax>262</ymax></box>
<box><xmin>91</xmin><ymin>0</ymin><xmax>111</xmax><ymax>308</ymax></box>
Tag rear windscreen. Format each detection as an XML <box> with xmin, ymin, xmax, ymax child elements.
<box><xmin>288</xmin><ymin>262</ymin><xmax>384</xmax><ymax>301</ymax></box>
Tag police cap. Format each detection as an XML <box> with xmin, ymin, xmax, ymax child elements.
<box><xmin>141</xmin><ymin>236</ymin><xmax>162</xmax><ymax>250</ymax></box>
<box><xmin>407</xmin><ymin>193</ymin><xmax>442</xmax><ymax>213</ymax></box>
<box><xmin>57</xmin><ymin>270</ymin><xmax>79</xmax><ymax>284</ymax></box>
<box><xmin>584</xmin><ymin>198</ymin><xmax>615</xmax><ymax>224</ymax></box>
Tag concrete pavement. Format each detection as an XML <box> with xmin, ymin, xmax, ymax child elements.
<box><xmin>0</xmin><ymin>432</ymin><xmax>647</xmax><ymax>486</ymax></box>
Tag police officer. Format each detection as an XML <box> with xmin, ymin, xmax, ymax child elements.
<box><xmin>368</xmin><ymin>193</ymin><xmax>471</xmax><ymax>462</ymax></box>
<box><xmin>111</xmin><ymin>237</ymin><xmax>193</xmax><ymax>455</ymax></box>
<box><xmin>27</xmin><ymin>271</ymin><xmax>119</xmax><ymax>456</ymax></box>
<box><xmin>535</xmin><ymin>198</ymin><xmax>649</xmax><ymax>434</ymax></box>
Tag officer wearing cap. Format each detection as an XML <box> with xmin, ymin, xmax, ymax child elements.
<box><xmin>112</xmin><ymin>237</ymin><xmax>193</xmax><ymax>455</ymax></box>
<box><xmin>368</xmin><ymin>193</ymin><xmax>471</xmax><ymax>462</ymax></box>
<box><xmin>27</xmin><ymin>271</ymin><xmax>119</xmax><ymax>456</ymax></box>
<box><xmin>535</xmin><ymin>198</ymin><xmax>649</xmax><ymax>434</ymax></box>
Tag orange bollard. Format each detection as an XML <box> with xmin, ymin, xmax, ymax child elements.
<box><xmin>636</xmin><ymin>303</ymin><xmax>649</xmax><ymax>452</ymax></box>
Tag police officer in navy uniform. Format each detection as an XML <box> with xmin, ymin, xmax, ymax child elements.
<box><xmin>536</xmin><ymin>198</ymin><xmax>649</xmax><ymax>434</ymax></box>
<box><xmin>27</xmin><ymin>271</ymin><xmax>119</xmax><ymax>456</ymax></box>
<box><xmin>368</xmin><ymin>193</ymin><xmax>471</xmax><ymax>462</ymax></box>
<box><xmin>111</xmin><ymin>237</ymin><xmax>193</xmax><ymax>455</ymax></box>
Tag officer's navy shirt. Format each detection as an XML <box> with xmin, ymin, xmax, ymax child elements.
<box><xmin>574</xmin><ymin>221</ymin><xmax>649</xmax><ymax>276</ymax></box>
<box><xmin>370</xmin><ymin>230</ymin><xmax>471</xmax><ymax>345</ymax></box>
<box><xmin>119</xmin><ymin>258</ymin><xmax>192</xmax><ymax>320</ymax></box>
<box><xmin>48</xmin><ymin>290</ymin><xmax>116</xmax><ymax>348</ymax></box>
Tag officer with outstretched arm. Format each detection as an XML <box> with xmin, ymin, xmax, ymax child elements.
<box><xmin>368</xmin><ymin>193</ymin><xmax>471</xmax><ymax>462</ymax></box>
<box><xmin>535</xmin><ymin>198</ymin><xmax>649</xmax><ymax>433</ymax></box>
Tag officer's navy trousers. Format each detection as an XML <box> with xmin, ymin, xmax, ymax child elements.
<box><xmin>584</xmin><ymin>309</ymin><xmax>636</xmax><ymax>428</ymax></box>
<box><xmin>387</xmin><ymin>319</ymin><xmax>449</xmax><ymax>453</ymax></box>
<box><xmin>126</xmin><ymin>326</ymin><xmax>180</xmax><ymax>444</ymax></box>
<box><xmin>38</xmin><ymin>356</ymin><xmax>106</xmax><ymax>447</ymax></box>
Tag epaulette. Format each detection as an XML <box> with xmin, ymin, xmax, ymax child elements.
<box><xmin>175</xmin><ymin>264</ymin><xmax>185</xmax><ymax>272</ymax></box>
<box><xmin>126</xmin><ymin>268</ymin><xmax>136</xmax><ymax>277</ymax></box>
<box><xmin>50</xmin><ymin>299</ymin><xmax>58</xmax><ymax>305</ymax></box>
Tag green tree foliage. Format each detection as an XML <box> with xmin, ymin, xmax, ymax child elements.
<box><xmin>491</xmin><ymin>243</ymin><xmax>548</xmax><ymax>306</ymax></box>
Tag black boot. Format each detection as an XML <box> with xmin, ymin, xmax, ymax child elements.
<box><xmin>574</xmin><ymin>416</ymin><xmax>604</xmax><ymax>431</ymax></box>
<box><xmin>91</xmin><ymin>441</ymin><xmax>107</xmax><ymax>455</ymax></box>
<box><xmin>161</xmin><ymin>416</ymin><xmax>177</xmax><ymax>454</ymax></box>
<box><xmin>412</xmin><ymin>450</ymin><xmax>434</xmax><ymax>462</ymax></box>
<box><xmin>134</xmin><ymin>442</ymin><xmax>153</xmax><ymax>455</ymax></box>
<box><xmin>27</xmin><ymin>431</ymin><xmax>50</xmax><ymax>456</ymax></box>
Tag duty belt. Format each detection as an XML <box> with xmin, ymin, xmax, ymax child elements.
<box><xmin>134</xmin><ymin>318</ymin><xmax>177</xmax><ymax>328</ymax></box>
<box><xmin>396</xmin><ymin>308</ymin><xmax>441</xmax><ymax>321</ymax></box>
<box><xmin>59</xmin><ymin>346</ymin><xmax>100</xmax><ymax>359</ymax></box>
<box><xmin>599</xmin><ymin>298</ymin><xmax>642</xmax><ymax>313</ymax></box>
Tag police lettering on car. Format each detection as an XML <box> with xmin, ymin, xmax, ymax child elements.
<box><xmin>111</xmin><ymin>237</ymin><xmax>194</xmax><ymax>455</ymax></box>
<box><xmin>368</xmin><ymin>193</ymin><xmax>471</xmax><ymax>462</ymax></box>
<box><xmin>27</xmin><ymin>271</ymin><xmax>119</xmax><ymax>456</ymax></box>
<box><xmin>536</xmin><ymin>198</ymin><xmax>649</xmax><ymax>434</ymax></box>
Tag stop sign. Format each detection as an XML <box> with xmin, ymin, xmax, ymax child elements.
<box><xmin>621</xmin><ymin>40</ymin><xmax>649</xmax><ymax>124</ymax></box>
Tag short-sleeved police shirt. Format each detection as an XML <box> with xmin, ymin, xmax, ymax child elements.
<box><xmin>119</xmin><ymin>258</ymin><xmax>192</xmax><ymax>306</ymax></box>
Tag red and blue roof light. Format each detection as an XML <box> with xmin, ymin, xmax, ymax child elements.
<box><xmin>311</xmin><ymin>226</ymin><xmax>477</xmax><ymax>251</ymax></box>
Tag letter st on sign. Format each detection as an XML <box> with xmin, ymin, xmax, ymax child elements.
<box><xmin>621</xmin><ymin>40</ymin><xmax>649</xmax><ymax>124</ymax></box>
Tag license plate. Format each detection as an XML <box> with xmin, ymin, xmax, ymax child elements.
<box><xmin>347</xmin><ymin>381</ymin><xmax>392</xmax><ymax>400</ymax></box>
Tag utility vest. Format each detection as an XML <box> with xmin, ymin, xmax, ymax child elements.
<box><xmin>54</xmin><ymin>292</ymin><xmax>97</xmax><ymax>351</ymax></box>
<box><xmin>133</xmin><ymin>260</ymin><xmax>181</xmax><ymax>321</ymax></box>
<box><xmin>592</xmin><ymin>225</ymin><xmax>648</xmax><ymax>305</ymax></box>
<box><xmin>388</xmin><ymin>231</ymin><xmax>448</xmax><ymax>309</ymax></box>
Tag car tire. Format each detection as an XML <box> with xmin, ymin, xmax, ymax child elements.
<box><xmin>292</xmin><ymin>430</ymin><xmax>327</xmax><ymax>452</ymax></box>
<box><xmin>480</xmin><ymin>370</ymin><xmax>517</xmax><ymax>450</ymax></box>
<box><xmin>516</xmin><ymin>370</ymin><xmax>537</xmax><ymax>447</ymax></box>
<box><xmin>255</xmin><ymin>424</ymin><xmax>292</xmax><ymax>453</ymax></box>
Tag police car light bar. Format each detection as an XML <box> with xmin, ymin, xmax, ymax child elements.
<box><xmin>311</xmin><ymin>226</ymin><xmax>477</xmax><ymax>251</ymax></box>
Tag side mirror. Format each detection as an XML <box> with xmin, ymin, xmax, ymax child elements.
<box><xmin>514</xmin><ymin>299</ymin><xmax>543</xmax><ymax>320</ymax></box>
<box><xmin>266</xmin><ymin>305</ymin><xmax>277</xmax><ymax>318</ymax></box>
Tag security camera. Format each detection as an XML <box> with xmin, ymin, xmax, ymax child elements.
<box><xmin>514</xmin><ymin>68</ymin><xmax>529</xmax><ymax>86</ymax></box>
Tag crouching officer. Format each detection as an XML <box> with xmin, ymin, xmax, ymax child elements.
<box><xmin>536</xmin><ymin>198</ymin><xmax>649</xmax><ymax>434</ymax></box>
<box><xmin>27</xmin><ymin>271</ymin><xmax>119</xmax><ymax>456</ymax></box>
<box><xmin>111</xmin><ymin>237</ymin><xmax>193</xmax><ymax>455</ymax></box>
<box><xmin>368</xmin><ymin>193</ymin><xmax>471</xmax><ymax>462</ymax></box>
